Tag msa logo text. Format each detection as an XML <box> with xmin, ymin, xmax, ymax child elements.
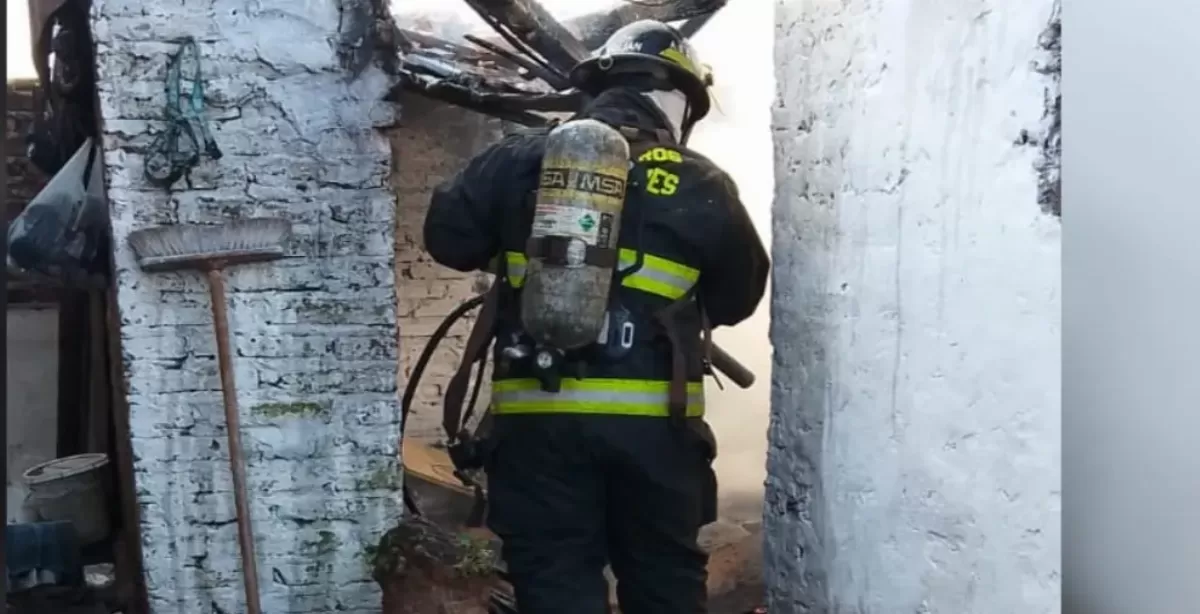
<box><xmin>540</xmin><ymin>168</ymin><xmax>627</xmax><ymax>198</ymax></box>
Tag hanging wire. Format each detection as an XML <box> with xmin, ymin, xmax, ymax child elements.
<box><xmin>144</xmin><ymin>37</ymin><xmax>222</xmax><ymax>188</ymax></box>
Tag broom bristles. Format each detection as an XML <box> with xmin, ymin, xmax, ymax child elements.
<box><xmin>128</xmin><ymin>217</ymin><xmax>292</xmax><ymax>272</ymax></box>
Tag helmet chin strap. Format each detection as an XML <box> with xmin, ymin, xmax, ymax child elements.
<box><xmin>641</xmin><ymin>89</ymin><xmax>690</xmax><ymax>144</ymax></box>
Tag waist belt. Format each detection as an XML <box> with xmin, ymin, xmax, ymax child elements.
<box><xmin>492</xmin><ymin>378</ymin><xmax>705</xmax><ymax>418</ymax></box>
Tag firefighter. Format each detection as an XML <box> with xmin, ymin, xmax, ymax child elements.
<box><xmin>423</xmin><ymin>19</ymin><xmax>770</xmax><ymax>614</ymax></box>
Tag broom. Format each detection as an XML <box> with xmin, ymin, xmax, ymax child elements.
<box><xmin>127</xmin><ymin>217</ymin><xmax>292</xmax><ymax>614</ymax></box>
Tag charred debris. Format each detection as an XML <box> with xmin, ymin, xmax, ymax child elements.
<box><xmin>385</xmin><ymin>0</ymin><xmax>728</xmax><ymax>127</ymax></box>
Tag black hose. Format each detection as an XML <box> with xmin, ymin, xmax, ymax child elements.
<box><xmin>400</xmin><ymin>293</ymin><xmax>486</xmax><ymax>433</ymax></box>
<box><xmin>464</xmin><ymin>353</ymin><xmax>488</xmax><ymax>427</ymax></box>
<box><xmin>400</xmin><ymin>292</ymin><xmax>487</xmax><ymax>516</ymax></box>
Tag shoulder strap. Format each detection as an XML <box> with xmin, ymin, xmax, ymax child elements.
<box><xmin>652</xmin><ymin>287</ymin><xmax>702</xmax><ymax>426</ymax></box>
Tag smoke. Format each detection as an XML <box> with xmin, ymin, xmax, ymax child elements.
<box><xmin>685</xmin><ymin>2</ymin><xmax>776</xmax><ymax>523</ymax></box>
<box><xmin>386</xmin><ymin>0</ymin><xmax>487</xmax><ymax>39</ymax></box>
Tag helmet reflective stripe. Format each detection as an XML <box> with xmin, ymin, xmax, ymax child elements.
<box><xmin>505</xmin><ymin>249</ymin><xmax>699</xmax><ymax>300</ymax></box>
<box><xmin>493</xmin><ymin>377</ymin><xmax>705</xmax><ymax>417</ymax></box>
<box><xmin>659</xmin><ymin>47</ymin><xmax>700</xmax><ymax>77</ymax></box>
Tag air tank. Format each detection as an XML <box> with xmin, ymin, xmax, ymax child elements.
<box><xmin>520</xmin><ymin>118</ymin><xmax>631</xmax><ymax>350</ymax></box>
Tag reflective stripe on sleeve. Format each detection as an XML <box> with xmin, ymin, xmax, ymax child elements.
<box><xmin>503</xmin><ymin>249</ymin><xmax>699</xmax><ymax>300</ymax></box>
<box><xmin>617</xmin><ymin>249</ymin><xmax>699</xmax><ymax>300</ymax></box>
<box><xmin>505</xmin><ymin>251</ymin><xmax>529</xmax><ymax>288</ymax></box>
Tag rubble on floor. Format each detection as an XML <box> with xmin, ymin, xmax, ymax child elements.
<box><xmin>373</xmin><ymin>515</ymin><xmax>502</xmax><ymax>614</ymax></box>
<box><xmin>701</xmin><ymin>519</ymin><xmax>765</xmax><ymax>612</ymax></box>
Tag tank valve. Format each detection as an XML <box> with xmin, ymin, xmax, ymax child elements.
<box><xmin>532</xmin><ymin>346</ymin><xmax>564</xmax><ymax>392</ymax></box>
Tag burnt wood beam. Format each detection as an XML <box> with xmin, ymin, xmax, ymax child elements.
<box><xmin>395</xmin><ymin>24</ymin><xmax>571</xmax><ymax>88</ymax></box>
<box><xmin>396</xmin><ymin>27</ymin><xmax>511</xmax><ymax>66</ymax></box>
<box><xmin>463</xmin><ymin>33</ymin><xmax>570</xmax><ymax>89</ymax></box>
<box><xmin>386</xmin><ymin>1</ymin><xmax>730</xmax><ymax>121</ymax></box>
<box><xmin>400</xmin><ymin>53</ymin><xmax>519</xmax><ymax>91</ymax></box>
<box><xmin>389</xmin><ymin>72</ymin><xmax>565</xmax><ymax>126</ymax></box>
<box><xmin>388</xmin><ymin>26</ymin><xmax>579</xmax><ymax>122</ymax></box>
<box><xmin>467</xmin><ymin>0</ymin><xmax>728</xmax><ymax>56</ymax></box>
<box><xmin>567</xmin><ymin>0</ymin><xmax>728</xmax><ymax>49</ymax></box>
<box><xmin>463</xmin><ymin>0</ymin><xmax>590</xmax><ymax>74</ymax></box>
<box><xmin>395</xmin><ymin>27</ymin><xmax>559</xmax><ymax>92</ymax></box>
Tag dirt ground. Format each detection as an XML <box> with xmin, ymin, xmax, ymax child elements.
<box><xmin>699</xmin><ymin>519</ymin><xmax>765</xmax><ymax>613</ymax></box>
<box><xmin>399</xmin><ymin>451</ymin><xmax>768</xmax><ymax>613</ymax></box>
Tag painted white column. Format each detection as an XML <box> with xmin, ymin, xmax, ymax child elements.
<box><xmin>767</xmin><ymin>1</ymin><xmax>1062</xmax><ymax>611</ymax></box>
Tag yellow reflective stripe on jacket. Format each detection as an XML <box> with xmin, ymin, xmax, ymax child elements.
<box><xmin>616</xmin><ymin>250</ymin><xmax>699</xmax><ymax>300</ymax></box>
<box><xmin>502</xmin><ymin>249</ymin><xmax>699</xmax><ymax>300</ymax></box>
<box><xmin>506</xmin><ymin>251</ymin><xmax>529</xmax><ymax>287</ymax></box>
<box><xmin>492</xmin><ymin>378</ymin><xmax>705</xmax><ymax>417</ymax></box>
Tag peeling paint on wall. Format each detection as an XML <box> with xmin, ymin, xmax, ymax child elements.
<box><xmin>92</xmin><ymin>0</ymin><xmax>402</xmax><ymax>611</ymax></box>
<box><xmin>1035</xmin><ymin>2</ymin><xmax>1062</xmax><ymax>217</ymax></box>
<box><xmin>1015</xmin><ymin>1</ymin><xmax>1061</xmax><ymax>217</ymax></box>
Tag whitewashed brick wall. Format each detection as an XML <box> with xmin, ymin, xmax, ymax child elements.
<box><xmin>93</xmin><ymin>0</ymin><xmax>401</xmax><ymax>611</ymax></box>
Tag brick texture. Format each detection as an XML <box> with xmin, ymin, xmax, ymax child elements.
<box><xmin>388</xmin><ymin>93</ymin><xmax>500</xmax><ymax>443</ymax></box>
<box><xmin>92</xmin><ymin>1</ymin><xmax>401</xmax><ymax>612</ymax></box>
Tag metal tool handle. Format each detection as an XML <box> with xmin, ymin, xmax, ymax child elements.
<box><xmin>710</xmin><ymin>343</ymin><xmax>756</xmax><ymax>389</ymax></box>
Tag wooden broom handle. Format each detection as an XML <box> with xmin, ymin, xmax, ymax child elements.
<box><xmin>206</xmin><ymin>268</ymin><xmax>263</xmax><ymax>614</ymax></box>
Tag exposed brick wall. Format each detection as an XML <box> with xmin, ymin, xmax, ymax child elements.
<box><xmin>389</xmin><ymin>93</ymin><xmax>500</xmax><ymax>443</ymax></box>
<box><xmin>92</xmin><ymin>1</ymin><xmax>400</xmax><ymax>612</ymax></box>
<box><xmin>6</xmin><ymin>80</ymin><xmax>46</xmax><ymax>223</ymax></box>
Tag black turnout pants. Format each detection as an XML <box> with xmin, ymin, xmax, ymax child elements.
<box><xmin>484</xmin><ymin>414</ymin><xmax>719</xmax><ymax>614</ymax></box>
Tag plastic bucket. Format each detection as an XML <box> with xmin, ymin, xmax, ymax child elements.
<box><xmin>22</xmin><ymin>453</ymin><xmax>112</xmax><ymax>544</ymax></box>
